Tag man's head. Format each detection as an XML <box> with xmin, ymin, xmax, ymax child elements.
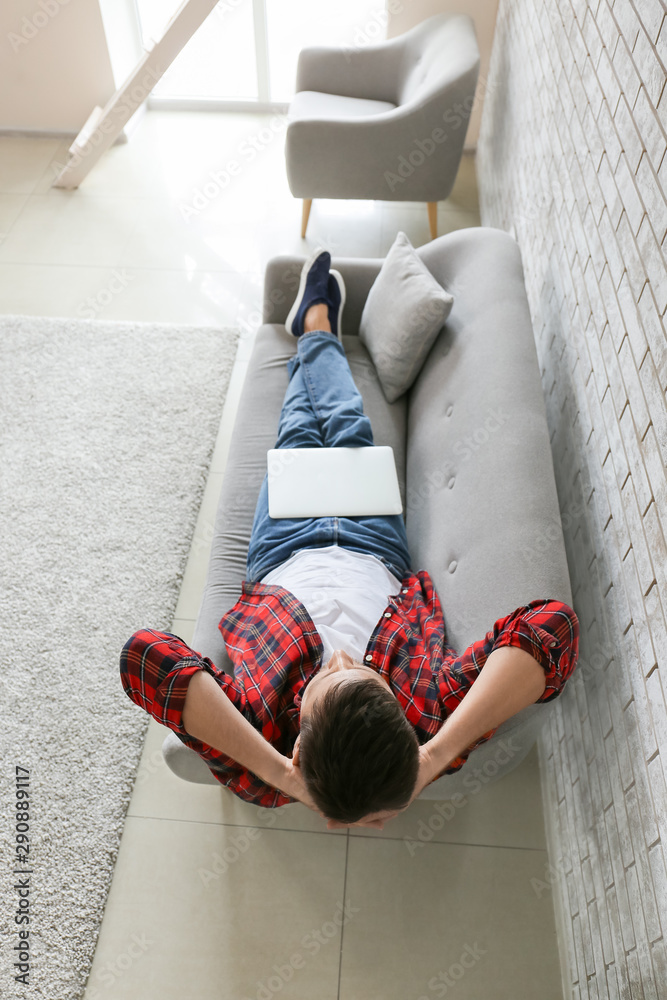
<box><xmin>296</xmin><ymin>650</ymin><xmax>419</xmax><ymax>824</ymax></box>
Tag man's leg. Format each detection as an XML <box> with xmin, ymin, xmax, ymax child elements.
<box><xmin>292</xmin><ymin>303</ymin><xmax>374</xmax><ymax>449</ymax></box>
<box><xmin>272</xmin><ymin>301</ymin><xmax>347</xmax><ymax>452</ymax></box>
<box><xmin>245</xmin><ymin>308</ymin><xmax>335</xmax><ymax>582</ymax></box>
<box><xmin>290</xmin><ymin>308</ymin><xmax>411</xmax><ymax>580</ymax></box>
<box><xmin>246</xmin><ymin>288</ymin><xmax>411</xmax><ymax>583</ymax></box>
<box><xmin>296</xmin><ymin>304</ymin><xmax>411</xmax><ymax>577</ymax></box>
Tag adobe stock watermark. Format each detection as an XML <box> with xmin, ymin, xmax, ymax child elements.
<box><xmin>300</xmin><ymin>561</ymin><xmax>367</xmax><ymax>610</ymax></box>
<box><xmin>49</xmin><ymin>65</ymin><xmax>162</xmax><ymax>180</ymax></box>
<box><xmin>214</xmin><ymin>0</ymin><xmax>251</xmax><ymax>16</ymax></box>
<box><xmin>267</xmin><ymin>447</ymin><xmax>298</xmax><ymax>486</ymax></box>
<box><xmin>234</xmin><ymin>261</ymin><xmax>303</xmax><ymax>340</ymax></box>
<box><xmin>384</xmin><ymin>74</ymin><xmax>497</xmax><ymax>194</ymax></box>
<box><xmin>416</xmin><ymin>942</ymin><xmax>486</xmax><ymax>999</ymax></box>
<box><xmin>403</xmin><ymin>737</ymin><xmax>524</xmax><ymax>856</ymax></box>
<box><xmin>198</xmin><ymin>810</ymin><xmax>278</xmax><ymax>887</ymax></box>
<box><xmin>519</xmin><ymin>497</ymin><xmax>588</xmax><ymax>565</ymax></box>
<box><xmin>341</xmin><ymin>0</ymin><xmax>405</xmax><ymax>62</ymax></box>
<box><xmin>191</xmin><ymin>515</ymin><xmax>216</xmax><ymax>557</ymax></box>
<box><xmin>134</xmin><ymin>748</ymin><xmax>164</xmax><ymax>787</ymax></box>
<box><xmin>8</xmin><ymin>0</ymin><xmax>69</xmax><ymax>53</ymax></box>
<box><xmin>180</xmin><ymin>115</ymin><xmax>289</xmax><ymax>221</ymax></box>
<box><xmin>511</xmin><ymin>184</ymin><xmax>565</xmax><ymax>227</ymax></box>
<box><xmin>76</xmin><ymin>270</ymin><xmax>134</xmax><ymax>320</ymax></box>
<box><xmin>242</xmin><ymin>900</ymin><xmax>359</xmax><ymax>1000</ymax></box>
<box><xmin>85</xmin><ymin>933</ymin><xmax>154</xmax><ymax>998</ymax></box>
<box><xmin>530</xmin><ymin>854</ymin><xmax>573</xmax><ymax>899</ymax></box>
<box><xmin>214</xmin><ymin>0</ymin><xmax>242</xmax><ymax>13</ymax></box>
<box><xmin>366</xmin><ymin>295</ymin><xmax>453</xmax><ymax>383</ymax></box>
<box><xmin>190</xmin><ymin>478</ymin><xmax>264</xmax><ymax>554</ymax></box>
<box><xmin>451</xmin><ymin>407</ymin><xmax>510</xmax><ymax>460</ymax></box>
<box><xmin>406</xmin><ymin>407</ymin><xmax>511</xmax><ymax>513</ymax></box>
<box><xmin>575</xmin><ymin>639</ymin><xmax>615</xmax><ymax>686</ymax></box>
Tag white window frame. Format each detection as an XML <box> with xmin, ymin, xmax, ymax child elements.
<box><xmin>133</xmin><ymin>0</ymin><xmax>288</xmax><ymax>113</ymax></box>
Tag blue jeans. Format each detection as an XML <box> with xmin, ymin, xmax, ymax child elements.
<box><xmin>245</xmin><ymin>331</ymin><xmax>412</xmax><ymax>582</ymax></box>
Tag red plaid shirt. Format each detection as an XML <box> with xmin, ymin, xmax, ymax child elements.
<box><xmin>121</xmin><ymin>572</ymin><xmax>578</xmax><ymax>807</ymax></box>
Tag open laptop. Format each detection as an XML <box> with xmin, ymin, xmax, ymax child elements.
<box><xmin>267</xmin><ymin>446</ymin><xmax>403</xmax><ymax>518</ymax></box>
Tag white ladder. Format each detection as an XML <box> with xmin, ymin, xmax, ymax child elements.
<box><xmin>53</xmin><ymin>0</ymin><xmax>220</xmax><ymax>189</ymax></box>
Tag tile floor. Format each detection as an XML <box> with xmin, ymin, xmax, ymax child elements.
<box><xmin>0</xmin><ymin>113</ymin><xmax>562</xmax><ymax>999</ymax></box>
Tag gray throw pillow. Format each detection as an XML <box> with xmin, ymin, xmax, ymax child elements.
<box><xmin>359</xmin><ymin>231</ymin><xmax>454</xmax><ymax>403</ymax></box>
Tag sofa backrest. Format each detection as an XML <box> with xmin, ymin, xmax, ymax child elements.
<box><xmin>398</xmin><ymin>14</ymin><xmax>480</xmax><ymax>109</ymax></box>
<box><xmin>407</xmin><ymin>228</ymin><xmax>572</xmax><ymax>654</ymax></box>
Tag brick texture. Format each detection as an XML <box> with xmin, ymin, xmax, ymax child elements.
<box><xmin>477</xmin><ymin>1</ymin><xmax>667</xmax><ymax>996</ymax></box>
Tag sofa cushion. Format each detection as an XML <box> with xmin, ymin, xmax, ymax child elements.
<box><xmin>289</xmin><ymin>90</ymin><xmax>396</xmax><ymax>121</ymax></box>
<box><xmin>359</xmin><ymin>231</ymin><xmax>454</xmax><ymax>403</ymax></box>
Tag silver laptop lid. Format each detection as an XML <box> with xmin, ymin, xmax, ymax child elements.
<box><xmin>267</xmin><ymin>447</ymin><xmax>403</xmax><ymax>518</ymax></box>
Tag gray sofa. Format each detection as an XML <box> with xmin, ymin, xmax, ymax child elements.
<box><xmin>163</xmin><ymin>227</ymin><xmax>572</xmax><ymax>799</ymax></box>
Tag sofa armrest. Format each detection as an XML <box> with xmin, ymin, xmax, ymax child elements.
<box><xmin>262</xmin><ymin>255</ymin><xmax>384</xmax><ymax>335</ymax></box>
<box><xmin>295</xmin><ymin>40</ymin><xmax>404</xmax><ymax>104</ymax></box>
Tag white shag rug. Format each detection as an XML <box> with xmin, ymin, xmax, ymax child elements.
<box><xmin>0</xmin><ymin>316</ymin><xmax>239</xmax><ymax>1000</ymax></box>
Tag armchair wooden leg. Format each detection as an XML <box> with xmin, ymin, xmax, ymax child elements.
<box><xmin>301</xmin><ymin>199</ymin><xmax>313</xmax><ymax>239</ymax></box>
<box><xmin>427</xmin><ymin>202</ymin><xmax>438</xmax><ymax>240</ymax></box>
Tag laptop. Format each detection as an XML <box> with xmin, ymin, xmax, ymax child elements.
<box><xmin>267</xmin><ymin>446</ymin><xmax>403</xmax><ymax>518</ymax></box>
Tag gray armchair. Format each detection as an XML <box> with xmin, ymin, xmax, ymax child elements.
<box><xmin>285</xmin><ymin>14</ymin><xmax>480</xmax><ymax>240</ymax></box>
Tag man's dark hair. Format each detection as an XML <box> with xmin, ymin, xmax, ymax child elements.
<box><xmin>299</xmin><ymin>676</ymin><xmax>420</xmax><ymax>823</ymax></box>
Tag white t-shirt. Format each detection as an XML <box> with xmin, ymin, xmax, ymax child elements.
<box><xmin>260</xmin><ymin>544</ymin><xmax>403</xmax><ymax>666</ymax></box>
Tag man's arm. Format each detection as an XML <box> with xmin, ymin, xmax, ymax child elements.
<box><xmin>334</xmin><ymin>599</ymin><xmax>578</xmax><ymax>828</ymax></box>
<box><xmin>333</xmin><ymin>646</ymin><xmax>547</xmax><ymax>829</ymax></box>
<box><xmin>182</xmin><ymin>670</ymin><xmax>319</xmax><ymax>811</ymax></box>
<box><xmin>413</xmin><ymin>646</ymin><xmax>546</xmax><ymax>796</ymax></box>
<box><xmin>120</xmin><ymin>628</ymin><xmax>318</xmax><ymax>811</ymax></box>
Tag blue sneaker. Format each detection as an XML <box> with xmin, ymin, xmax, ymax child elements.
<box><xmin>285</xmin><ymin>247</ymin><xmax>331</xmax><ymax>337</ymax></box>
<box><xmin>328</xmin><ymin>269</ymin><xmax>346</xmax><ymax>342</ymax></box>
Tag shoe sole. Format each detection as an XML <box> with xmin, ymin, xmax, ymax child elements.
<box><xmin>329</xmin><ymin>269</ymin><xmax>346</xmax><ymax>342</ymax></box>
<box><xmin>285</xmin><ymin>246</ymin><xmax>328</xmax><ymax>337</ymax></box>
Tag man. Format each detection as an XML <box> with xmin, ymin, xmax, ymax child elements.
<box><xmin>121</xmin><ymin>249</ymin><xmax>579</xmax><ymax>829</ymax></box>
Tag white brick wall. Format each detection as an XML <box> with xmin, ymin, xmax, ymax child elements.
<box><xmin>477</xmin><ymin>1</ymin><xmax>667</xmax><ymax>996</ymax></box>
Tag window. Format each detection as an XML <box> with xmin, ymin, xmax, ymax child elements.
<box><xmin>134</xmin><ymin>0</ymin><xmax>387</xmax><ymax>106</ymax></box>
<box><xmin>265</xmin><ymin>0</ymin><xmax>386</xmax><ymax>103</ymax></box>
